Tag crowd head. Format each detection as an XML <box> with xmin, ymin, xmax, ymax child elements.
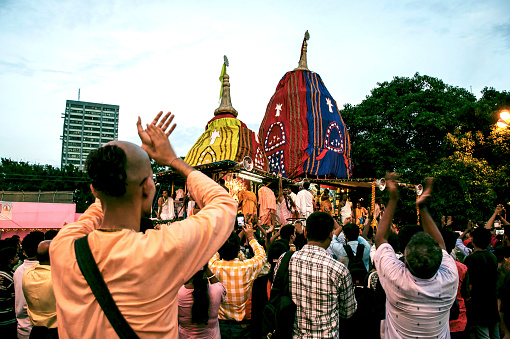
<box><xmin>404</xmin><ymin>232</ymin><xmax>443</xmax><ymax>279</ymax></box>
<box><xmin>305</xmin><ymin>212</ymin><xmax>334</xmax><ymax>242</ymax></box>
<box><xmin>218</xmin><ymin>232</ymin><xmax>241</xmax><ymax>261</ymax></box>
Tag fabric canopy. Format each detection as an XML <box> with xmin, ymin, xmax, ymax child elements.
<box><xmin>259</xmin><ymin>70</ymin><xmax>352</xmax><ymax>179</ymax></box>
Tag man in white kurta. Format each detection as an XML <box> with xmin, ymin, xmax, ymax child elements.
<box><xmin>295</xmin><ymin>182</ymin><xmax>314</xmax><ymax>221</ymax></box>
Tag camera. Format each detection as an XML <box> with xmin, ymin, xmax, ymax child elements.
<box><xmin>237</xmin><ymin>214</ymin><xmax>245</xmax><ymax>227</ymax></box>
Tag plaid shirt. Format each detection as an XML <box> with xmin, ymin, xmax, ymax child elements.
<box><xmin>209</xmin><ymin>239</ymin><xmax>266</xmax><ymax>321</ymax></box>
<box><xmin>275</xmin><ymin>244</ymin><xmax>357</xmax><ymax>338</ymax></box>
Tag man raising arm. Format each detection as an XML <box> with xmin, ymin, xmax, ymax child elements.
<box><xmin>373</xmin><ymin>174</ymin><xmax>458</xmax><ymax>339</ymax></box>
<box><xmin>50</xmin><ymin>112</ymin><xmax>237</xmax><ymax>339</ymax></box>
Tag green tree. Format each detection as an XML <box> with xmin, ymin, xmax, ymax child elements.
<box><xmin>341</xmin><ymin>74</ymin><xmax>509</xmax><ymax>226</ymax></box>
<box><xmin>342</xmin><ymin>72</ymin><xmax>477</xmax><ymax>182</ymax></box>
<box><xmin>431</xmin><ymin>130</ymin><xmax>499</xmax><ymax>224</ymax></box>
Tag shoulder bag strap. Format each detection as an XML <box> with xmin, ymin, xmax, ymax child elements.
<box><xmin>282</xmin><ymin>251</ymin><xmax>295</xmax><ymax>308</ymax></box>
<box><xmin>75</xmin><ymin>235</ymin><xmax>139</xmax><ymax>339</ymax></box>
<box><xmin>355</xmin><ymin>243</ymin><xmax>365</xmax><ymax>261</ymax></box>
<box><xmin>343</xmin><ymin>244</ymin><xmax>355</xmax><ymax>260</ymax></box>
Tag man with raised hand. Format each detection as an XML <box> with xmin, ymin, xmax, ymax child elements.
<box><xmin>50</xmin><ymin>112</ymin><xmax>237</xmax><ymax>338</ymax></box>
<box><xmin>374</xmin><ymin>174</ymin><xmax>458</xmax><ymax>339</ymax></box>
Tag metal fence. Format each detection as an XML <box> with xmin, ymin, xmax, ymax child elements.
<box><xmin>0</xmin><ymin>191</ymin><xmax>74</xmax><ymax>204</ymax></box>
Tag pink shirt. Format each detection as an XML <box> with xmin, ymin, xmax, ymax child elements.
<box><xmin>178</xmin><ymin>282</ymin><xmax>226</xmax><ymax>338</ymax></box>
<box><xmin>279</xmin><ymin>197</ymin><xmax>293</xmax><ymax>225</ymax></box>
<box><xmin>50</xmin><ymin>171</ymin><xmax>237</xmax><ymax>339</ymax></box>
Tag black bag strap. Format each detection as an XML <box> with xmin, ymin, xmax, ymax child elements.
<box><xmin>75</xmin><ymin>235</ymin><xmax>139</xmax><ymax>339</ymax></box>
<box><xmin>344</xmin><ymin>242</ymin><xmax>365</xmax><ymax>262</ymax></box>
<box><xmin>271</xmin><ymin>251</ymin><xmax>295</xmax><ymax>299</ymax></box>
<box><xmin>343</xmin><ymin>244</ymin><xmax>355</xmax><ymax>260</ymax></box>
<box><xmin>355</xmin><ymin>243</ymin><xmax>365</xmax><ymax>261</ymax></box>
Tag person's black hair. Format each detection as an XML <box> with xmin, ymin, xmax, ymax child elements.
<box><xmin>44</xmin><ymin>230</ymin><xmax>59</xmax><ymax>240</ymax></box>
<box><xmin>191</xmin><ymin>267</ymin><xmax>210</xmax><ymax>325</ymax></box>
<box><xmin>219</xmin><ymin>179</ymin><xmax>226</xmax><ymax>185</ymax></box>
<box><xmin>388</xmin><ymin>232</ymin><xmax>399</xmax><ymax>252</ymax></box>
<box><xmin>398</xmin><ymin>225</ymin><xmax>424</xmax><ymax>253</ymax></box>
<box><xmin>366</xmin><ymin>225</ymin><xmax>374</xmax><ymax>240</ymax></box>
<box><xmin>140</xmin><ymin>218</ymin><xmax>155</xmax><ymax>233</ymax></box>
<box><xmin>306</xmin><ymin>212</ymin><xmax>334</xmax><ymax>242</ymax></box>
<box><xmin>218</xmin><ymin>232</ymin><xmax>241</xmax><ymax>261</ymax></box>
<box><xmin>303</xmin><ymin>181</ymin><xmax>310</xmax><ymax>190</ymax></box>
<box><xmin>267</xmin><ymin>241</ymin><xmax>289</xmax><ymax>283</ymax></box>
<box><xmin>343</xmin><ymin>223</ymin><xmax>359</xmax><ymax>242</ymax></box>
<box><xmin>471</xmin><ymin>227</ymin><xmax>492</xmax><ymax>249</ymax></box>
<box><xmin>86</xmin><ymin>144</ymin><xmax>128</xmax><ymax>197</ymax></box>
<box><xmin>440</xmin><ymin>229</ymin><xmax>458</xmax><ymax>254</ymax></box>
<box><xmin>280</xmin><ymin>224</ymin><xmax>295</xmax><ymax>242</ymax></box>
<box><xmin>22</xmin><ymin>232</ymin><xmax>44</xmax><ymax>258</ymax></box>
<box><xmin>0</xmin><ymin>242</ymin><xmax>17</xmax><ymax>271</ymax></box>
<box><xmin>494</xmin><ymin>246</ymin><xmax>510</xmax><ymax>263</ymax></box>
<box><xmin>405</xmin><ymin>232</ymin><xmax>443</xmax><ymax>279</ymax></box>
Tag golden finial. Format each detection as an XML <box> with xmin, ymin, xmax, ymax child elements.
<box><xmin>295</xmin><ymin>30</ymin><xmax>310</xmax><ymax>71</ymax></box>
<box><xmin>214</xmin><ymin>59</ymin><xmax>238</xmax><ymax>117</ymax></box>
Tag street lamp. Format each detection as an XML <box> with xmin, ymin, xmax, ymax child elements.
<box><xmin>497</xmin><ymin>110</ymin><xmax>510</xmax><ymax>128</ymax></box>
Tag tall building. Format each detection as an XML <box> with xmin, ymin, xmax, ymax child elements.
<box><xmin>61</xmin><ymin>100</ymin><xmax>119</xmax><ymax>170</ymax></box>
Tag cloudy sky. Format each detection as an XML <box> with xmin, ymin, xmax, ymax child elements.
<box><xmin>1</xmin><ymin>0</ymin><xmax>509</xmax><ymax>167</ymax></box>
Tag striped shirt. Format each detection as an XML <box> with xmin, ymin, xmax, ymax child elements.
<box><xmin>275</xmin><ymin>244</ymin><xmax>357</xmax><ymax>338</ymax></box>
<box><xmin>0</xmin><ymin>270</ymin><xmax>16</xmax><ymax>327</ymax></box>
<box><xmin>209</xmin><ymin>239</ymin><xmax>267</xmax><ymax>322</ymax></box>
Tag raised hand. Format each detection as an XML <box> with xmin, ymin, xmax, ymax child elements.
<box><xmin>242</xmin><ymin>223</ymin><xmax>255</xmax><ymax>239</ymax></box>
<box><xmin>416</xmin><ymin>177</ymin><xmax>433</xmax><ymax>207</ymax></box>
<box><xmin>385</xmin><ymin>172</ymin><xmax>400</xmax><ymax>201</ymax></box>
<box><xmin>137</xmin><ymin>112</ymin><xmax>177</xmax><ymax>166</ymax></box>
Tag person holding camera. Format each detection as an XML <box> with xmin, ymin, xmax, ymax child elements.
<box><xmin>209</xmin><ymin>221</ymin><xmax>266</xmax><ymax>338</ymax></box>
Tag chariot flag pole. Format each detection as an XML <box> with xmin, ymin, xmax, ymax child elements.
<box><xmin>219</xmin><ymin>55</ymin><xmax>229</xmax><ymax>102</ymax></box>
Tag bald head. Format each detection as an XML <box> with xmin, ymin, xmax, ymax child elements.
<box><xmin>37</xmin><ymin>240</ymin><xmax>51</xmax><ymax>265</ymax></box>
<box><xmin>109</xmin><ymin>141</ymin><xmax>152</xmax><ymax>184</ymax></box>
<box><xmin>86</xmin><ymin>141</ymin><xmax>152</xmax><ymax>198</ymax></box>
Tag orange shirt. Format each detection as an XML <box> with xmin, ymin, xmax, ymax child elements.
<box><xmin>320</xmin><ymin>199</ymin><xmax>333</xmax><ymax>216</ymax></box>
<box><xmin>209</xmin><ymin>239</ymin><xmax>266</xmax><ymax>322</ymax></box>
<box><xmin>50</xmin><ymin>171</ymin><xmax>237</xmax><ymax>339</ymax></box>
<box><xmin>238</xmin><ymin>190</ymin><xmax>258</xmax><ymax>217</ymax></box>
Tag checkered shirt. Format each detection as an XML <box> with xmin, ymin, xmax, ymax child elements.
<box><xmin>274</xmin><ymin>244</ymin><xmax>357</xmax><ymax>338</ymax></box>
<box><xmin>209</xmin><ymin>239</ymin><xmax>267</xmax><ymax>322</ymax></box>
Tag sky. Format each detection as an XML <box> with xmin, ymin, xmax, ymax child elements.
<box><xmin>1</xmin><ymin>0</ymin><xmax>509</xmax><ymax>167</ymax></box>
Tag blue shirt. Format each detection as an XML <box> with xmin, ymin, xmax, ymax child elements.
<box><xmin>329</xmin><ymin>234</ymin><xmax>371</xmax><ymax>271</ymax></box>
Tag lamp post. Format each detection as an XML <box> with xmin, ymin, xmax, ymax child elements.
<box><xmin>497</xmin><ymin>110</ymin><xmax>510</xmax><ymax>128</ymax></box>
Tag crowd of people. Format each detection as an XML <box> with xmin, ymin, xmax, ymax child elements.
<box><xmin>0</xmin><ymin>112</ymin><xmax>509</xmax><ymax>339</ymax></box>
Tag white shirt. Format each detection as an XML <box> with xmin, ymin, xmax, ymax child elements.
<box><xmin>160</xmin><ymin>197</ymin><xmax>175</xmax><ymax>220</ymax></box>
<box><xmin>374</xmin><ymin>243</ymin><xmax>458</xmax><ymax>339</ymax></box>
<box><xmin>455</xmin><ymin>238</ymin><xmax>472</xmax><ymax>257</ymax></box>
<box><xmin>295</xmin><ymin>189</ymin><xmax>314</xmax><ymax>219</ymax></box>
<box><xmin>14</xmin><ymin>259</ymin><xmax>38</xmax><ymax>339</ymax></box>
<box><xmin>340</xmin><ymin>201</ymin><xmax>352</xmax><ymax>223</ymax></box>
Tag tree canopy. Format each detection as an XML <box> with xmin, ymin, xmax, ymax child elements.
<box><xmin>341</xmin><ymin>73</ymin><xmax>510</xmax><ymax>225</ymax></box>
